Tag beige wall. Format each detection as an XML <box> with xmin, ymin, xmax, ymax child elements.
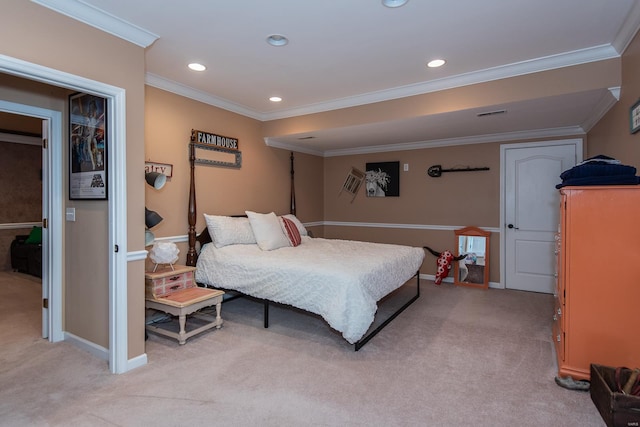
<box><xmin>144</xmin><ymin>87</ymin><xmax>325</xmax><ymax>265</ymax></box>
<box><xmin>1</xmin><ymin>1</ymin><xmax>146</xmax><ymax>359</ymax></box>
<box><xmin>587</xmin><ymin>32</ymin><xmax>640</xmax><ymax>166</ymax></box>
<box><xmin>323</xmin><ymin>143</ymin><xmax>501</xmax><ymax>280</ymax></box>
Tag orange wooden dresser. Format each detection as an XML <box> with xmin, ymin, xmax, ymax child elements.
<box><xmin>554</xmin><ymin>186</ymin><xmax>640</xmax><ymax>380</ymax></box>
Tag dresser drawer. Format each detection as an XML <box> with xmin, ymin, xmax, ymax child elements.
<box><xmin>145</xmin><ymin>265</ymin><xmax>196</xmax><ymax>299</ymax></box>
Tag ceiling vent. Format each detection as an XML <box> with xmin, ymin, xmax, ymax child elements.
<box><xmin>477</xmin><ymin>109</ymin><xmax>506</xmax><ymax>117</ymax></box>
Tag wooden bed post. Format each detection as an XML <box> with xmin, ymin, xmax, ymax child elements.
<box><xmin>187</xmin><ymin>139</ymin><xmax>197</xmax><ymax>267</ymax></box>
<box><xmin>290</xmin><ymin>151</ymin><xmax>296</xmax><ymax>216</ymax></box>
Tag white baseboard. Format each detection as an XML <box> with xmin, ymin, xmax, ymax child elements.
<box><xmin>63</xmin><ymin>331</ymin><xmax>108</xmax><ymax>361</ymax></box>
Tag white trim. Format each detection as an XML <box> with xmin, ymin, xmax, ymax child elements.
<box><xmin>153</xmin><ymin>44</ymin><xmax>620</xmax><ymax>122</ymax></box>
<box><xmin>261</xmin><ymin>45</ymin><xmax>619</xmax><ymax>121</ymax></box>
<box><xmin>0</xmin><ymin>132</ymin><xmax>41</xmax><ymax>145</ymax></box>
<box><xmin>154</xmin><ymin>234</ymin><xmax>188</xmax><ymax>243</ymax></box>
<box><xmin>63</xmin><ymin>331</ymin><xmax>108</xmax><ymax>361</ymax></box>
<box><xmin>0</xmin><ymin>101</ymin><xmax>64</xmax><ymax>343</ymax></box>
<box><xmin>146</xmin><ymin>73</ymin><xmax>261</xmax><ymax>121</ymax></box>
<box><xmin>30</xmin><ymin>0</ymin><xmax>158</xmax><ymax>48</ymax></box>
<box><xmin>268</xmin><ymin>126</ymin><xmax>586</xmax><ymax>158</ymax></box>
<box><xmin>127</xmin><ymin>250</ymin><xmax>149</xmax><ymax>262</ymax></box>
<box><xmin>108</xmin><ymin>88</ymin><xmax>129</xmax><ymax>374</ymax></box>
<box><xmin>322</xmin><ymin>127</ymin><xmax>585</xmax><ymax>157</ymax></box>
<box><xmin>499</xmin><ymin>138</ymin><xmax>583</xmax><ymax>292</ymax></box>
<box><xmin>324</xmin><ymin>221</ymin><xmax>500</xmax><ymax>233</ymax></box>
<box><xmin>612</xmin><ymin>0</ymin><xmax>640</xmax><ymax>54</ymax></box>
<box><xmin>126</xmin><ymin>353</ymin><xmax>148</xmax><ymax>372</ymax></box>
<box><xmin>0</xmin><ymin>222</ymin><xmax>42</xmax><ymax>230</ymax></box>
<box><xmin>166</xmin><ymin>222</ymin><xmax>500</xmax><ymax>243</ymax></box>
<box><xmin>264</xmin><ymin>137</ymin><xmax>325</xmax><ymax>157</ymax></box>
<box><xmin>0</xmin><ymin>54</ymin><xmax>131</xmax><ymax>374</ymax></box>
<box><xmin>420</xmin><ymin>273</ymin><xmax>501</xmax><ymax>290</ymax></box>
<box><xmin>580</xmin><ymin>87</ymin><xmax>620</xmax><ymax>132</ymax></box>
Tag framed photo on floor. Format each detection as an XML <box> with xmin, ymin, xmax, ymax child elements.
<box><xmin>69</xmin><ymin>92</ymin><xmax>107</xmax><ymax>200</ymax></box>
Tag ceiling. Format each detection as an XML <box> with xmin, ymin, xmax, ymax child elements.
<box><xmin>33</xmin><ymin>0</ymin><xmax>640</xmax><ymax>156</ymax></box>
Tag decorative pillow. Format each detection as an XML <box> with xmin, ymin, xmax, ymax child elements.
<box><xmin>25</xmin><ymin>226</ymin><xmax>42</xmax><ymax>244</ymax></box>
<box><xmin>280</xmin><ymin>216</ymin><xmax>302</xmax><ymax>247</ymax></box>
<box><xmin>246</xmin><ymin>211</ymin><xmax>290</xmax><ymax>251</ymax></box>
<box><xmin>204</xmin><ymin>214</ymin><xmax>256</xmax><ymax>248</ymax></box>
<box><xmin>282</xmin><ymin>214</ymin><xmax>308</xmax><ymax>237</ymax></box>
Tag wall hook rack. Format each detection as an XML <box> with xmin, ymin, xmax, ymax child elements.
<box><xmin>427</xmin><ymin>164</ymin><xmax>490</xmax><ymax>177</ymax></box>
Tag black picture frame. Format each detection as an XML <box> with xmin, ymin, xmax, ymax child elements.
<box><xmin>630</xmin><ymin>99</ymin><xmax>640</xmax><ymax>134</ymax></box>
<box><xmin>365</xmin><ymin>161</ymin><xmax>400</xmax><ymax>197</ymax></box>
<box><xmin>69</xmin><ymin>93</ymin><xmax>107</xmax><ymax>200</ymax></box>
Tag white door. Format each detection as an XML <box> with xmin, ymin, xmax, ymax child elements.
<box><xmin>503</xmin><ymin>141</ymin><xmax>580</xmax><ymax>293</ymax></box>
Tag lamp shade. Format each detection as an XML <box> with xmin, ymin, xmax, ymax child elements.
<box><xmin>145</xmin><ymin>207</ymin><xmax>163</xmax><ymax>229</ymax></box>
<box><xmin>145</xmin><ymin>172</ymin><xmax>167</xmax><ymax>190</ymax></box>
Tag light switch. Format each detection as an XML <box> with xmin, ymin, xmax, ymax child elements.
<box><xmin>66</xmin><ymin>207</ymin><xmax>76</xmax><ymax>222</ymax></box>
<box><xmin>404</xmin><ymin>163</ymin><xmax>409</xmax><ymax>171</ymax></box>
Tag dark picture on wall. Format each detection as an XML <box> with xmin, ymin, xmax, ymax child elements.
<box><xmin>69</xmin><ymin>92</ymin><xmax>107</xmax><ymax>200</ymax></box>
<box><xmin>365</xmin><ymin>161</ymin><xmax>400</xmax><ymax>197</ymax></box>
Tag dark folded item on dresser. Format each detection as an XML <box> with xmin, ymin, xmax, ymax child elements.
<box><xmin>556</xmin><ymin>155</ymin><xmax>639</xmax><ymax>188</ymax></box>
<box><xmin>556</xmin><ymin>174</ymin><xmax>640</xmax><ymax>188</ymax></box>
<box><xmin>560</xmin><ymin>163</ymin><xmax>637</xmax><ymax>181</ymax></box>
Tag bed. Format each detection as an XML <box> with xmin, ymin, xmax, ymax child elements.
<box><xmin>186</xmin><ymin>145</ymin><xmax>424</xmax><ymax>350</ymax></box>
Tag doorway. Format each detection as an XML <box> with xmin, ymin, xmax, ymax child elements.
<box><xmin>0</xmin><ymin>102</ymin><xmax>63</xmax><ymax>340</ymax></box>
<box><xmin>0</xmin><ymin>55</ymin><xmax>130</xmax><ymax>373</ymax></box>
<box><xmin>500</xmin><ymin>139</ymin><xmax>582</xmax><ymax>293</ymax></box>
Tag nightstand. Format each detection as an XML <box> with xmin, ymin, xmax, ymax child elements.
<box><xmin>145</xmin><ymin>265</ymin><xmax>224</xmax><ymax>345</ymax></box>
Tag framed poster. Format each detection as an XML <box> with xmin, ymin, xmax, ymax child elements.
<box><xmin>69</xmin><ymin>93</ymin><xmax>107</xmax><ymax>200</ymax></box>
<box><xmin>365</xmin><ymin>161</ymin><xmax>400</xmax><ymax>197</ymax></box>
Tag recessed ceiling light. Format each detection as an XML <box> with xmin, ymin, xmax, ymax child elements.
<box><xmin>188</xmin><ymin>63</ymin><xmax>206</xmax><ymax>71</ymax></box>
<box><xmin>382</xmin><ymin>0</ymin><xmax>408</xmax><ymax>8</ymax></box>
<box><xmin>427</xmin><ymin>59</ymin><xmax>446</xmax><ymax>68</ymax></box>
<box><xmin>266</xmin><ymin>34</ymin><xmax>289</xmax><ymax>47</ymax></box>
<box><xmin>269</xmin><ymin>96</ymin><xmax>282</xmax><ymax>102</ymax></box>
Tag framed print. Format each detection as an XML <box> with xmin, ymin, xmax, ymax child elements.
<box><xmin>69</xmin><ymin>93</ymin><xmax>107</xmax><ymax>200</ymax></box>
<box><xmin>630</xmin><ymin>99</ymin><xmax>640</xmax><ymax>134</ymax></box>
<box><xmin>365</xmin><ymin>161</ymin><xmax>400</xmax><ymax>197</ymax></box>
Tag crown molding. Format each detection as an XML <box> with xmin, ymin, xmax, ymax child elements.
<box><xmin>260</xmin><ymin>44</ymin><xmax>620</xmax><ymax>121</ymax></box>
<box><xmin>30</xmin><ymin>0</ymin><xmax>159</xmax><ymax>48</ymax></box>
<box><xmin>263</xmin><ymin>137</ymin><xmax>325</xmax><ymax>157</ymax></box>
<box><xmin>146</xmin><ymin>43</ymin><xmax>620</xmax><ymax>123</ymax></box>
<box><xmin>320</xmin><ymin>126</ymin><xmax>585</xmax><ymax>157</ymax></box>
<box><xmin>580</xmin><ymin>86</ymin><xmax>620</xmax><ymax>132</ymax></box>
<box><xmin>612</xmin><ymin>0</ymin><xmax>640</xmax><ymax>54</ymax></box>
<box><xmin>145</xmin><ymin>73</ymin><xmax>262</xmax><ymax>120</ymax></box>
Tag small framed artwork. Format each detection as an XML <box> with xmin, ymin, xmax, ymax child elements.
<box><xmin>69</xmin><ymin>93</ymin><xmax>107</xmax><ymax>200</ymax></box>
<box><xmin>365</xmin><ymin>161</ymin><xmax>400</xmax><ymax>197</ymax></box>
<box><xmin>339</xmin><ymin>167</ymin><xmax>365</xmax><ymax>202</ymax></box>
<box><xmin>631</xmin><ymin>99</ymin><xmax>640</xmax><ymax>134</ymax></box>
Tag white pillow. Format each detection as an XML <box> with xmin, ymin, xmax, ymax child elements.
<box><xmin>282</xmin><ymin>214</ymin><xmax>308</xmax><ymax>237</ymax></box>
<box><xmin>246</xmin><ymin>211</ymin><xmax>290</xmax><ymax>251</ymax></box>
<box><xmin>204</xmin><ymin>214</ymin><xmax>256</xmax><ymax>248</ymax></box>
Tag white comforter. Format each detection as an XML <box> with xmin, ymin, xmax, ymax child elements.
<box><xmin>195</xmin><ymin>236</ymin><xmax>425</xmax><ymax>344</ymax></box>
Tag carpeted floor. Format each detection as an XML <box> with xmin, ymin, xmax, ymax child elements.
<box><xmin>0</xmin><ymin>271</ymin><xmax>605</xmax><ymax>426</ymax></box>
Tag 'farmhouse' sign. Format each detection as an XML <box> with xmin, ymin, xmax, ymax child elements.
<box><xmin>192</xmin><ymin>129</ymin><xmax>239</xmax><ymax>150</ymax></box>
<box><xmin>191</xmin><ymin>129</ymin><xmax>242</xmax><ymax>169</ymax></box>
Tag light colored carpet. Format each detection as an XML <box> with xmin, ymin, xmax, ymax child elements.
<box><xmin>0</xmin><ymin>271</ymin><xmax>604</xmax><ymax>426</ymax></box>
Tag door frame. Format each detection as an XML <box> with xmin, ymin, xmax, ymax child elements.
<box><xmin>499</xmin><ymin>138</ymin><xmax>583</xmax><ymax>290</ymax></box>
<box><xmin>0</xmin><ymin>54</ymin><xmax>130</xmax><ymax>374</ymax></box>
<box><xmin>0</xmin><ymin>102</ymin><xmax>62</xmax><ymax>341</ymax></box>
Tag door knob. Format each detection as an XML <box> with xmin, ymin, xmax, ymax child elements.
<box><xmin>507</xmin><ymin>224</ymin><xmax>519</xmax><ymax>229</ymax></box>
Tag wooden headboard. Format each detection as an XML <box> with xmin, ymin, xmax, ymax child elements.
<box><xmin>186</xmin><ymin>143</ymin><xmax>297</xmax><ymax>266</ymax></box>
